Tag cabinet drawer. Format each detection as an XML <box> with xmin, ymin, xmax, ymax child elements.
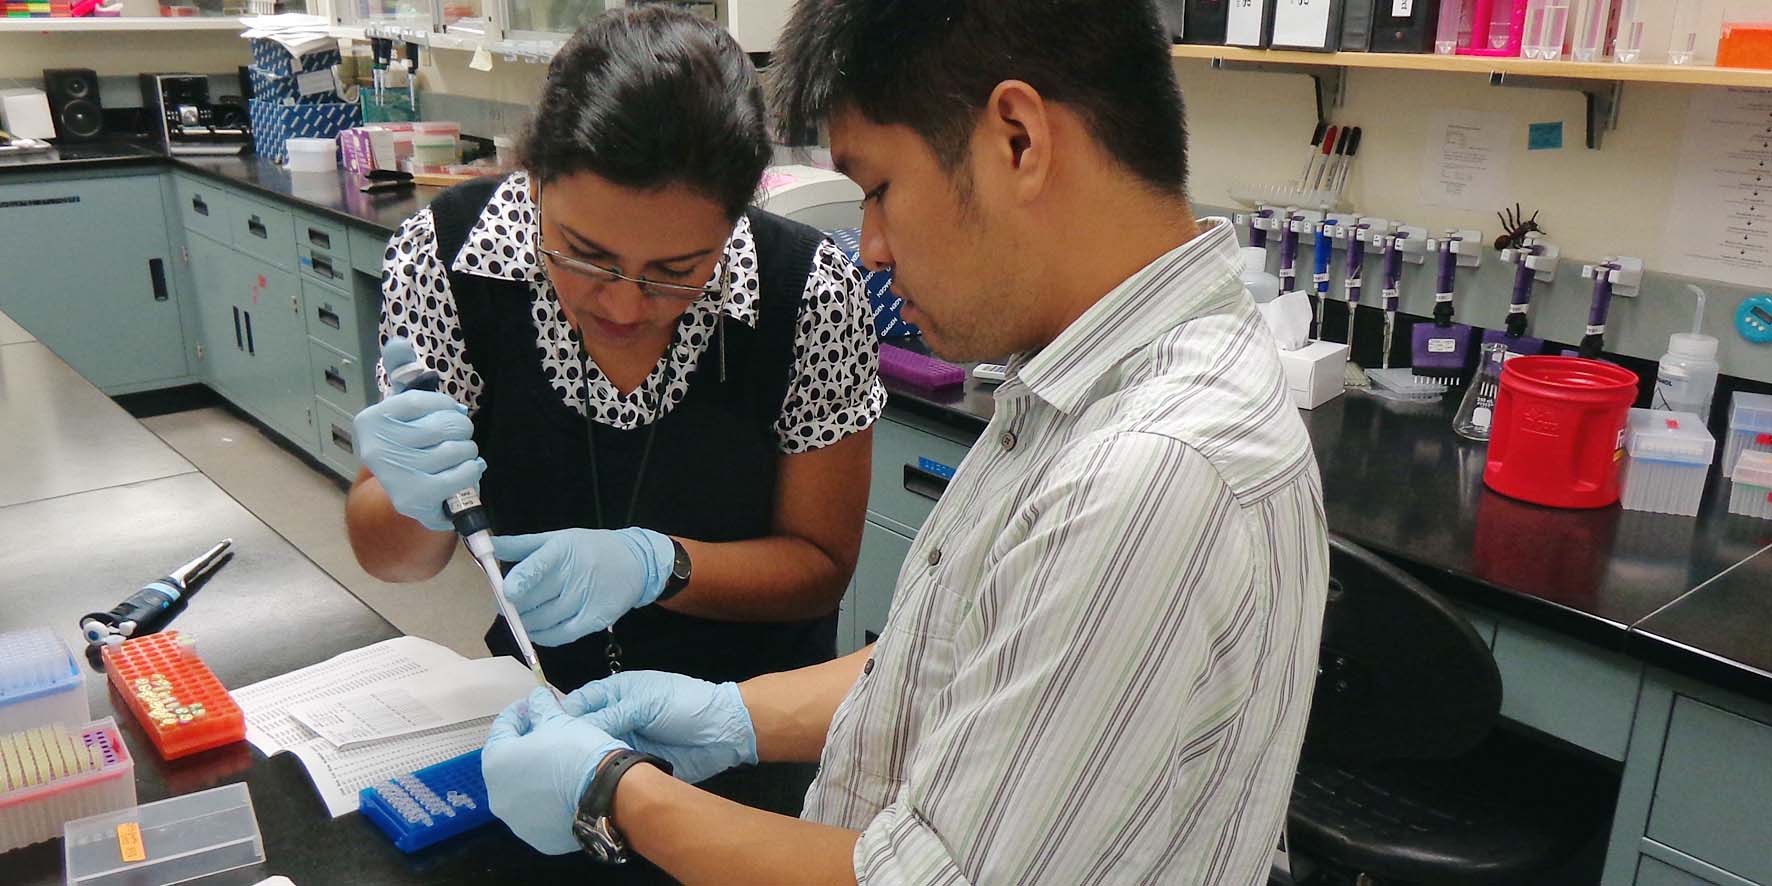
<box><xmin>296</xmin><ymin>212</ymin><xmax>351</xmax><ymax>288</ymax></box>
<box><xmin>349</xmin><ymin>225</ymin><xmax>392</xmax><ymax>276</ymax></box>
<box><xmin>1635</xmin><ymin>856</ymin><xmax>1719</xmax><ymax>886</ymax></box>
<box><xmin>302</xmin><ymin>278</ymin><xmax>362</xmax><ymax>358</ymax></box>
<box><xmin>175</xmin><ymin>176</ymin><xmax>233</xmax><ymax>244</ymax></box>
<box><xmin>1646</xmin><ymin>696</ymin><xmax>1772</xmax><ymax>884</ymax></box>
<box><xmin>1493</xmin><ymin>619</ymin><xmax>1640</xmax><ymax>760</ymax></box>
<box><xmin>310</xmin><ymin>338</ymin><xmax>369</xmax><ymax>415</ymax></box>
<box><xmin>314</xmin><ymin>397</ymin><xmax>360</xmax><ymax>479</ymax></box>
<box><xmin>230</xmin><ymin>196</ymin><xmax>296</xmax><ymax>270</ymax></box>
<box><xmin>868</xmin><ymin>418</ymin><xmax>976</xmax><ymax>533</ymax></box>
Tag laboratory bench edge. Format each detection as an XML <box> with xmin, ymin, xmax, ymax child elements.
<box><xmin>6</xmin><ymin>145</ymin><xmax>1772</xmax><ymax>886</ymax></box>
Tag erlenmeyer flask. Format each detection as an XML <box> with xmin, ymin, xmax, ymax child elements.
<box><xmin>1454</xmin><ymin>341</ymin><xmax>1507</xmax><ymax>441</ymax></box>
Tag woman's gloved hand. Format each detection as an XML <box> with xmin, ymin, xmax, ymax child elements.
<box><xmin>566</xmin><ymin>670</ymin><xmax>758</xmax><ymax>785</ymax></box>
<box><xmin>491</xmin><ymin>527</ymin><xmax>676</xmax><ymax>646</ymax></box>
<box><xmin>353</xmin><ymin>338</ymin><xmax>484</xmax><ymax>532</ymax></box>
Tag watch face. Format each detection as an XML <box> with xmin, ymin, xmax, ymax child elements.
<box><xmin>573</xmin><ymin>816</ymin><xmax>627</xmax><ymax>864</ymax></box>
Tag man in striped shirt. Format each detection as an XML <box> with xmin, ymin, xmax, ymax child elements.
<box><xmin>479</xmin><ymin>1</ymin><xmax>1330</xmax><ymax>883</ymax></box>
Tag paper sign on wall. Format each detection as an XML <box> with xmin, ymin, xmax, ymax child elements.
<box><xmin>1419</xmin><ymin>110</ymin><xmax>1514</xmax><ymax>210</ymax></box>
<box><xmin>1662</xmin><ymin>88</ymin><xmax>1772</xmax><ymax>288</ymax></box>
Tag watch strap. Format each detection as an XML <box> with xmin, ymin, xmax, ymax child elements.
<box><xmin>575</xmin><ymin>750</ymin><xmax>672</xmax><ymax>863</ymax></box>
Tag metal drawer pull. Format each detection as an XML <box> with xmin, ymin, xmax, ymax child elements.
<box><xmin>330</xmin><ymin>425</ymin><xmax>355</xmax><ymax>453</ymax></box>
<box><xmin>311</xmin><ymin>254</ymin><xmax>335</xmax><ymax>278</ymax></box>
<box><xmin>148</xmin><ymin>259</ymin><xmax>169</xmax><ymax>302</ymax></box>
<box><xmin>308</xmin><ymin>227</ymin><xmax>332</xmax><ymax>249</ymax></box>
<box><xmin>316</xmin><ymin>304</ymin><xmax>342</xmax><ymax>329</ymax></box>
<box><xmin>902</xmin><ymin>464</ymin><xmax>950</xmax><ymax>501</ymax></box>
<box><xmin>191</xmin><ymin>195</ymin><xmax>209</xmax><ymax>216</ymax></box>
<box><xmin>325</xmin><ymin>367</ymin><xmax>349</xmax><ymax>393</ymax></box>
<box><xmin>247</xmin><ymin>215</ymin><xmax>268</xmax><ymax>239</ymax></box>
<box><xmin>243</xmin><ymin>311</ymin><xmax>254</xmax><ymax>355</ymax></box>
<box><xmin>232</xmin><ymin>306</ymin><xmax>243</xmax><ymax>351</ymax></box>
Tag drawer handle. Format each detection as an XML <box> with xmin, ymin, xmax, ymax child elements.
<box><xmin>191</xmin><ymin>194</ymin><xmax>209</xmax><ymax>216</ymax></box>
<box><xmin>330</xmin><ymin>424</ymin><xmax>355</xmax><ymax>454</ymax></box>
<box><xmin>232</xmin><ymin>306</ymin><xmax>243</xmax><ymax>351</ymax></box>
<box><xmin>308</xmin><ymin>227</ymin><xmax>332</xmax><ymax>249</ymax></box>
<box><xmin>325</xmin><ymin>367</ymin><xmax>349</xmax><ymax>393</ymax></box>
<box><xmin>310</xmin><ymin>254</ymin><xmax>336</xmax><ymax>279</ymax></box>
<box><xmin>902</xmin><ymin>464</ymin><xmax>950</xmax><ymax>502</ymax></box>
<box><xmin>244</xmin><ymin>310</ymin><xmax>255</xmax><ymax>355</ymax></box>
<box><xmin>316</xmin><ymin>304</ymin><xmax>342</xmax><ymax>329</ymax></box>
<box><xmin>148</xmin><ymin>259</ymin><xmax>169</xmax><ymax>302</ymax></box>
<box><xmin>247</xmin><ymin>215</ymin><xmax>268</xmax><ymax>239</ymax></box>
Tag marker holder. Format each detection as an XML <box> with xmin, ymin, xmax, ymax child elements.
<box><xmin>0</xmin><ymin>627</ymin><xmax>88</xmax><ymax>735</ymax></box>
<box><xmin>0</xmin><ymin>718</ymin><xmax>136</xmax><ymax>854</ymax></box>
<box><xmin>101</xmin><ymin>632</ymin><xmax>245</xmax><ymax>760</ymax></box>
<box><xmin>359</xmin><ymin>749</ymin><xmax>497</xmax><ymax>853</ymax></box>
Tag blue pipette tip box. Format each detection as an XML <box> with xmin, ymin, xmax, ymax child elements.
<box><xmin>359</xmin><ymin>749</ymin><xmax>495</xmax><ymax>853</ymax></box>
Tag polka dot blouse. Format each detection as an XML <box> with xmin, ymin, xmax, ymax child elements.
<box><xmin>376</xmin><ymin>172</ymin><xmax>885</xmax><ymax>454</ymax></box>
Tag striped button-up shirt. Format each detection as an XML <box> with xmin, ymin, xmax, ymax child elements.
<box><xmin>802</xmin><ymin>220</ymin><xmax>1330</xmax><ymax>884</ymax></box>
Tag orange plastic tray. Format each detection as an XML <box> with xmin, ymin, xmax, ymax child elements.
<box><xmin>101</xmin><ymin>632</ymin><xmax>245</xmax><ymax>760</ymax></box>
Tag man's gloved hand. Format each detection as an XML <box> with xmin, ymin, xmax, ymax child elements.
<box><xmin>482</xmin><ymin>687</ymin><xmax>629</xmax><ymax>856</ymax></box>
<box><xmin>491</xmin><ymin>528</ymin><xmax>676</xmax><ymax>647</ymax></box>
<box><xmin>353</xmin><ymin>337</ymin><xmax>485</xmax><ymax>532</ymax></box>
<box><xmin>567</xmin><ymin>670</ymin><xmax>758</xmax><ymax>785</ymax></box>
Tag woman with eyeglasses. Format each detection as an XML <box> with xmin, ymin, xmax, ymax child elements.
<box><xmin>344</xmin><ymin>7</ymin><xmax>881</xmax><ymax>816</ymax></box>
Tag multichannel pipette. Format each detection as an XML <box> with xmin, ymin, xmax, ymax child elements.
<box><xmin>386</xmin><ymin>361</ymin><xmax>555</xmax><ymax>696</ymax></box>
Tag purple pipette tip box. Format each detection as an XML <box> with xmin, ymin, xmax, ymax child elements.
<box><xmin>880</xmin><ymin>343</ymin><xmax>966</xmax><ymax>391</ymax></box>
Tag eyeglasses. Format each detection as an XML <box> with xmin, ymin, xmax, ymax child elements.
<box><xmin>535</xmin><ymin>193</ymin><xmax>728</xmax><ymax>304</ymax></box>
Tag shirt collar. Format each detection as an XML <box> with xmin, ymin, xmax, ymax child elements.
<box><xmin>1016</xmin><ymin>219</ymin><xmax>1244</xmax><ymax>415</ymax></box>
<box><xmin>451</xmin><ymin>170</ymin><xmax>763</xmax><ymax>329</ymax></box>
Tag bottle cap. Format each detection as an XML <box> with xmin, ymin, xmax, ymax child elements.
<box><xmin>1667</xmin><ymin>332</ymin><xmax>1718</xmax><ymax>361</ymax></box>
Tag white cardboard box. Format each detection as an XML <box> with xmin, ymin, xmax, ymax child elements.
<box><xmin>1280</xmin><ymin>340</ymin><xmax>1349</xmax><ymax>410</ymax></box>
<box><xmin>0</xmin><ymin>88</ymin><xmax>54</xmax><ymax>141</ymax></box>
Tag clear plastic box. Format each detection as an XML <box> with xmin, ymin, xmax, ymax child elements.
<box><xmin>64</xmin><ymin>782</ymin><xmax>263</xmax><ymax>886</ymax></box>
<box><xmin>1723</xmin><ymin>391</ymin><xmax>1772</xmax><ymax>477</ymax></box>
<box><xmin>1729</xmin><ymin>451</ymin><xmax>1772</xmax><ymax>520</ymax></box>
<box><xmin>0</xmin><ymin>627</ymin><xmax>88</xmax><ymax>735</ymax></box>
<box><xmin>1620</xmin><ymin>409</ymin><xmax>1715</xmax><ymax>517</ymax></box>
<box><xmin>0</xmin><ymin>718</ymin><xmax>136</xmax><ymax>854</ymax></box>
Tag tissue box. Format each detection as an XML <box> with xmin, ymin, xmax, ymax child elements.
<box><xmin>1279</xmin><ymin>340</ymin><xmax>1349</xmax><ymax>410</ymax></box>
<box><xmin>830</xmin><ymin>227</ymin><xmax>920</xmax><ymax>339</ymax></box>
<box><xmin>249</xmin><ymin>100</ymin><xmax>361</xmax><ymax>164</ymax></box>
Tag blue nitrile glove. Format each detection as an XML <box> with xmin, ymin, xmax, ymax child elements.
<box><xmin>491</xmin><ymin>528</ymin><xmax>676</xmax><ymax>647</ymax></box>
<box><xmin>354</xmin><ymin>337</ymin><xmax>485</xmax><ymax>532</ymax></box>
<box><xmin>483</xmin><ymin>686</ymin><xmax>629</xmax><ymax>856</ymax></box>
<box><xmin>567</xmin><ymin>671</ymin><xmax>759</xmax><ymax>785</ymax></box>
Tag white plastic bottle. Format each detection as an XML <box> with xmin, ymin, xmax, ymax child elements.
<box><xmin>1652</xmin><ymin>332</ymin><xmax>1721</xmax><ymax>422</ymax></box>
<box><xmin>1240</xmin><ymin>247</ymin><xmax>1281</xmax><ymax>304</ymax></box>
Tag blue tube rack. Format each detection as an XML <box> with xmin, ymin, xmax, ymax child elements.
<box><xmin>358</xmin><ymin>749</ymin><xmax>495</xmax><ymax>852</ymax></box>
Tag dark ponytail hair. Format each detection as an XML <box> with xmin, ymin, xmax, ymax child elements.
<box><xmin>517</xmin><ymin>7</ymin><xmax>770</xmax><ymax>220</ymax></box>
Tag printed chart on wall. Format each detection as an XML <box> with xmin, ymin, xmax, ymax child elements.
<box><xmin>1664</xmin><ymin>88</ymin><xmax>1772</xmax><ymax>287</ymax></box>
<box><xmin>1419</xmin><ymin>110</ymin><xmax>1514</xmax><ymax>210</ymax></box>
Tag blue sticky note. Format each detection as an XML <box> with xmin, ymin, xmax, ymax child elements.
<box><xmin>1528</xmin><ymin>122</ymin><xmax>1563</xmax><ymax>150</ymax></box>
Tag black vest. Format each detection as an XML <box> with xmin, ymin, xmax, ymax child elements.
<box><xmin>428</xmin><ymin>178</ymin><xmax>837</xmax><ymax>690</ymax></box>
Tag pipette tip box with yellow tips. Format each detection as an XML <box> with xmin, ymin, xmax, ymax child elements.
<box><xmin>0</xmin><ymin>627</ymin><xmax>89</xmax><ymax>735</ymax></box>
<box><xmin>101</xmin><ymin>632</ymin><xmax>244</xmax><ymax>760</ymax></box>
<box><xmin>0</xmin><ymin>717</ymin><xmax>136</xmax><ymax>853</ymax></box>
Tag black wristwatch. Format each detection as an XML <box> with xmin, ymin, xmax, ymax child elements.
<box><xmin>657</xmin><ymin>538</ymin><xmax>692</xmax><ymax>602</ymax></box>
<box><xmin>573</xmin><ymin>750</ymin><xmax>673</xmax><ymax>864</ymax></box>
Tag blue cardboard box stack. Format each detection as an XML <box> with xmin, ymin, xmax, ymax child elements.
<box><xmin>247</xmin><ymin>38</ymin><xmax>360</xmax><ymax>164</ymax></box>
<box><xmin>830</xmin><ymin>227</ymin><xmax>920</xmax><ymax>340</ymax></box>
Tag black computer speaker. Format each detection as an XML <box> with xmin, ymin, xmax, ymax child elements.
<box><xmin>42</xmin><ymin>68</ymin><xmax>104</xmax><ymax>143</ymax></box>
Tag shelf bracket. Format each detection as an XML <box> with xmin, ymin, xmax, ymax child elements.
<box><xmin>1487</xmin><ymin>72</ymin><xmax>1622</xmax><ymax>150</ymax></box>
<box><xmin>1210</xmin><ymin>58</ymin><xmax>1346</xmax><ymax>126</ymax></box>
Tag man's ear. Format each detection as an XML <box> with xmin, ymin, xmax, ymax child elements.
<box><xmin>975</xmin><ymin>79</ymin><xmax>1053</xmax><ymax>204</ymax></box>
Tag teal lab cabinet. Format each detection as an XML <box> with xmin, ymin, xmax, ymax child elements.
<box><xmin>0</xmin><ymin>172</ymin><xmax>190</xmax><ymax>393</ymax></box>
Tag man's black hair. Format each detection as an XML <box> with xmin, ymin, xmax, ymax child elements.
<box><xmin>771</xmin><ymin>0</ymin><xmax>1188</xmax><ymax>195</ymax></box>
<box><xmin>518</xmin><ymin>6</ymin><xmax>771</xmax><ymax>219</ymax></box>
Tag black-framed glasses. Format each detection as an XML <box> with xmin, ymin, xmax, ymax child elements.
<box><xmin>535</xmin><ymin>192</ymin><xmax>729</xmax><ymax>304</ymax></box>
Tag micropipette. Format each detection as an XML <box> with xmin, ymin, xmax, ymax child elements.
<box><xmin>1379</xmin><ymin>231</ymin><xmax>1407</xmax><ymax>369</ymax></box>
<box><xmin>386</xmin><ymin>361</ymin><xmax>556</xmax><ymax>696</ymax></box>
<box><xmin>79</xmin><ymin>540</ymin><xmax>232</xmax><ymax>647</ymax></box>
